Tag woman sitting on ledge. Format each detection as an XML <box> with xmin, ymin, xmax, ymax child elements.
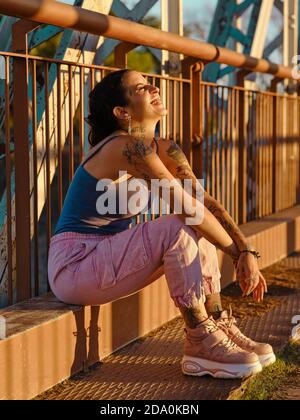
<box><xmin>48</xmin><ymin>69</ymin><xmax>275</xmax><ymax>379</ymax></box>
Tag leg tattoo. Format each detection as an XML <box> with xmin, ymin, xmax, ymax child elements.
<box><xmin>204</xmin><ymin>293</ymin><xmax>223</xmax><ymax>319</ymax></box>
<box><xmin>178</xmin><ymin>294</ymin><xmax>208</xmax><ymax>329</ymax></box>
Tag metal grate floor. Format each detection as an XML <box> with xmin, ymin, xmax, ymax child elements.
<box><xmin>35</xmin><ymin>254</ymin><xmax>300</xmax><ymax>400</ymax></box>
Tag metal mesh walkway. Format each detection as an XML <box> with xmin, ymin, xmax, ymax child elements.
<box><xmin>35</xmin><ymin>253</ymin><xmax>300</xmax><ymax>400</ymax></box>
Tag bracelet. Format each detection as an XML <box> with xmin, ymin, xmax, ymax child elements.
<box><xmin>240</xmin><ymin>249</ymin><xmax>261</xmax><ymax>259</ymax></box>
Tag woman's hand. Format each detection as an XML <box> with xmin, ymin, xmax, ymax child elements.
<box><xmin>235</xmin><ymin>253</ymin><xmax>268</xmax><ymax>302</ymax></box>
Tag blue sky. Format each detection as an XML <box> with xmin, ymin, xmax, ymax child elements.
<box><xmin>60</xmin><ymin>0</ymin><xmax>218</xmax><ymax>40</ymax></box>
<box><xmin>52</xmin><ymin>1</ymin><xmax>282</xmax><ymax>60</ymax></box>
<box><xmin>60</xmin><ymin>0</ymin><xmax>218</xmax><ymax>26</ymax></box>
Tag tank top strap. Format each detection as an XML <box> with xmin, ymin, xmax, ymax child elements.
<box><xmin>81</xmin><ymin>134</ymin><xmax>124</xmax><ymax>166</ymax></box>
<box><xmin>153</xmin><ymin>137</ymin><xmax>159</xmax><ymax>155</ymax></box>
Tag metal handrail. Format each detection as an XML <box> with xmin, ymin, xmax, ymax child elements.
<box><xmin>0</xmin><ymin>0</ymin><xmax>298</xmax><ymax>81</ymax></box>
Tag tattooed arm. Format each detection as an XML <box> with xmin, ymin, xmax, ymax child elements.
<box><xmin>157</xmin><ymin>138</ymin><xmax>253</xmax><ymax>256</ymax></box>
<box><xmin>119</xmin><ymin>134</ymin><xmax>240</xmax><ymax>260</ymax></box>
<box><xmin>156</xmin><ymin>138</ymin><xmax>268</xmax><ymax>301</ymax></box>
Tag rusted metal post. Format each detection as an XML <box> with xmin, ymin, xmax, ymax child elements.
<box><xmin>236</xmin><ymin>69</ymin><xmax>252</xmax><ymax>225</ymax></box>
<box><xmin>270</xmin><ymin>77</ymin><xmax>281</xmax><ymax>213</ymax></box>
<box><xmin>114</xmin><ymin>41</ymin><xmax>137</xmax><ymax>69</ymax></box>
<box><xmin>181</xmin><ymin>57</ymin><xmax>199</xmax><ymax>166</ymax></box>
<box><xmin>12</xmin><ymin>19</ymin><xmax>40</xmax><ymax>302</ymax></box>
<box><xmin>191</xmin><ymin>61</ymin><xmax>205</xmax><ymax>179</ymax></box>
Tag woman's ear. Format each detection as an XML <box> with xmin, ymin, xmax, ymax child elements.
<box><xmin>113</xmin><ymin>106</ymin><xmax>128</xmax><ymax>121</ymax></box>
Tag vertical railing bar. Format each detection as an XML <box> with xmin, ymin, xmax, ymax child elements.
<box><xmin>56</xmin><ymin>63</ymin><xmax>63</xmax><ymax>213</ymax></box>
<box><xmin>265</xmin><ymin>94</ymin><xmax>269</xmax><ymax>214</ymax></box>
<box><xmin>79</xmin><ymin>66</ymin><xmax>85</xmax><ymax>163</ymax></box>
<box><xmin>68</xmin><ymin>65</ymin><xmax>74</xmax><ymax>181</ymax></box>
<box><xmin>259</xmin><ymin>93</ymin><xmax>263</xmax><ymax>217</ymax></box>
<box><xmin>258</xmin><ymin>92</ymin><xmax>261</xmax><ymax>218</ymax></box>
<box><xmin>235</xmin><ymin>87</ymin><xmax>239</xmax><ymax>223</ymax></box>
<box><xmin>204</xmin><ymin>85</ymin><xmax>209</xmax><ymax>192</ymax></box>
<box><xmin>179</xmin><ymin>80</ymin><xmax>183</xmax><ymax>149</ymax></box>
<box><xmin>32</xmin><ymin>59</ymin><xmax>39</xmax><ymax>296</ymax></box>
<box><xmin>272</xmin><ymin>93</ymin><xmax>276</xmax><ymax>213</ymax></box>
<box><xmin>288</xmin><ymin>98</ymin><xmax>292</xmax><ymax>206</ymax></box>
<box><xmin>279</xmin><ymin>96</ymin><xmax>282</xmax><ymax>210</ymax></box>
<box><xmin>248</xmin><ymin>91</ymin><xmax>253</xmax><ymax>220</ymax></box>
<box><xmin>262</xmin><ymin>94</ymin><xmax>266</xmax><ymax>216</ymax></box>
<box><xmin>215</xmin><ymin>86</ymin><xmax>220</xmax><ymax>202</ymax></box>
<box><xmin>230</xmin><ymin>88</ymin><xmax>234</xmax><ymax>214</ymax></box>
<box><xmin>255</xmin><ymin>93</ymin><xmax>260</xmax><ymax>218</ymax></box>
<box><xmin>238</xmin><ymin>83</ymin><xmax>246</xmax><ymax>224</ymax></box>
<box><xmin>253</xmin><ymin>92</ymin><xmax>257</xmax><ymax>220</ymax></box>
<box><xmin>287</xmin><ymin>97</ymin><xmax>290</xmax><ymax>207</ymax></box>
<box><xmin>90</xmin><ymin>67</ymin><xmax>95</xmax><ymax>90</ymax></box>
<box><xmin>199</xmin><ymin>80</ymin><xmax>204</xmax><ymax>179</ymax></box>
<box><xmin>211</xmin><ymin>86</ymin><xmax>215</xmax><ymax>198</ymax></box>
<box><xmin>221</xmin><ymin>87</ymin><xmax>225</xmax><ymax>207</ymax></box>
<box><xmin>44</xmin><ymin>61</ymin><xmax>51</xmax><ymax>266</ymax></box>
<box><xmin>5</xmin><ymin>56</ymin><xmax>13</xmax><ymax>305</ymax></box>
<box><xmin>268</xmin><ymin>94</ymin><xmax>272</xmax><ymax>214</ymax></box>
<box><xmin>159</xmin><ymin>77</ymin><xmax>163</xmax><ymax>139</ymax></box>
<box><xmin>173</xmin><ymin>80</ymin><xmax>177</xmax><ymax>143</ymax></box>
<box><xmin>166</xmin><ymin>78</ymin><xmax>170</xmax><ymax>140</ymax></box>
<box><xmin>226</xmin><ymin>88</ymin><xmax>231</xmax><ymax>213</ymax></box>
<box><xmin>234</xmin><ymin>88</ymin><xmax>239</xmax><ymax>223</ymax></box>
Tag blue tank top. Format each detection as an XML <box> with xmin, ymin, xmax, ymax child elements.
<box><xmin>54</xmin><ymin>135</ymin><xmax>159</xmax><ymax>236</ymax></box>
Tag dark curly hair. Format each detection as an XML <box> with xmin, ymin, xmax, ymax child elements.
<box><xmin>85</xmin><ymin>69</ymin><xmax>132</xmax><ymax>147</ymax></box>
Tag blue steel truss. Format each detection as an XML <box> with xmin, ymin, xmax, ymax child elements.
<box><xmin>203</xmin><ymin>0</ymin><xmax>264</xmax><ymax>83</ymax></box>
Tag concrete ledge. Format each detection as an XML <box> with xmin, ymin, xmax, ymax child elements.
<box><xmin>0</xmin><ymin>281</ymin><xmax>178</xmax><ymax>400</ymax></box>
<box><xmin>0</xmin><ymin>205</ymin><xmax>299</xmax><ymax>400</ymax></box>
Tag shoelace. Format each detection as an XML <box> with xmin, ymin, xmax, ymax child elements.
<box><xmin>205</xmin><ymin>318</ymin><xmax>239</xmax><ymax>351</ymax></box>
<box><xmin>217</xmin><ymin>305</ymin><xmax>236</xmax><ymax>330</ymax></box>
<box><xmin>184</xmin><ymin>317</ymin><xmax>220</xmax><ymax>336</ymax></box>
<box><xmin>233</xmin><ymin>331</ymin><xmax>253</xmax><ymax>346</ymax></box>
<box><xmin>218</xmin><ymin>306</ymin><xmax>253</xmax><ymax>346</ymax></box>
<box><xmin>205</xmin><ymin>321</ymin><xmax>219</xmax><ymax>334</ymax></box>
<box><xmin>220</xmin><ymin>337</ymin><xmax>239</xmax><ymax>351</ymax></box>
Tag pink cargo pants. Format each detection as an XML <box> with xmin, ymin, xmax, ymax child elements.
<box><xmin>48</xmin><ymin>214</ymin><xmax>221</xmax><ymax>307</ymax></box>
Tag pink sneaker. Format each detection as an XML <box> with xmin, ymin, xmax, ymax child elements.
<box><xmin>216</xmin><ymin>308</ymin><xmax>276</xmax><ymax>368</ymax></box>
<box><xmin>182</xmin><ymin>317</ymin><xmax>262</xmax><ymax>379</ymax></box>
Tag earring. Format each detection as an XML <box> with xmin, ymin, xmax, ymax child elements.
<box><xmin>127</xmin><ymin>115</ymin><xmax>132</xmax><ymax>135</ymax></box>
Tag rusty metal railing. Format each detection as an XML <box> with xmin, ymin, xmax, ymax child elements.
<box><xmin>0</xmin><ymin>0</ymin><xmax>297</xmax><ymax>80</ymax></box>
<box><xmin>198</xmin><ymin>82</ymin><xmax>300</xmax><ymax>223</ymax></box>
<box><xmin>0</xmin><ymin>0</ymin><xmax>299</xmax><ymax>308</ymax></box>
<box><xmin>0</xmin><ymin>50</ymin><xmax>299</xmax><ymax>308</ymax></box>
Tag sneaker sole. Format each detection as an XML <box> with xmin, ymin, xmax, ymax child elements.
<box><xmin>258</xmin><ymin>352</ymin><xmax>276</xmax><ymax>367</ymax></box>
<box><xmin>181</xmin><ymin>355</ymin><xmax>262</xmax><ymax>379</ymax></box>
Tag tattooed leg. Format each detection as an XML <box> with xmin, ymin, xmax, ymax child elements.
<box><xmin>204</xmin><ymin>293</ymin><xmax>223</xmax><ymax>320</ymax></box>
<box><xmin>178</xmin><ymin>294</ymin><xmax>208</xmax><ymax>329</ymax></box>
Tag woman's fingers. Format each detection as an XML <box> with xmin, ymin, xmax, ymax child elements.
<box><xmin>261</xmin><ymin>282</ymin><xmax>266</xmax><ymax>300</ymax></box>
<box><xmin>245</xmin><ymin>279</ymin><xmax>259</xmax><ymax>296</ymax></box>
<box><xmin>253</xmin><ymin>281</ymin><xmax>265</xmax><ymax>302</ymax></box>
<box><xmin>253</xmin><ymin>288</ymin><xmax>258</xmax><ymax>302</ymax></box>
<box><xmin>260</xmin><ymin>272</ymin><xmax>268</xmax><ymax>293</ymax></box>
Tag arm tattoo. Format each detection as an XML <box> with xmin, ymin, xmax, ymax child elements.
<box><xmin>122</xmin><ymin>139</ymin><xmax>153</xmax><ymax>166</ymax></box>
<box><xmin>165</xmin><ymin>139</ymin><xmax>249</xmax><ymax>252</ymax></box>
<box><xmin>166</xmin><ymin>141</ymin><xmax>199</xmax><ymax>191</ymax></box>
<box><xmin>205</xmin><ymin>201</ymin><xmax>248</xmax><ymax>252</ymax></box>
<box><xmin>166</xmin><ymin>141</ymin><xmax>187</xmax><ymax>165</ymax></box>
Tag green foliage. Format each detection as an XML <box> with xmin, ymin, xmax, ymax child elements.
<box><xmin>236</xmin><ymin>341</ymin><xmax>300</xmax><ymax>400</ymax></box>
<box><xmin>142</xmin><ymin>15</ymin><xmax>161</xmax><ymax>29</ymax></box>
<box><xmin>104</xmin><ymin>48</ymin><xmax>160</xmax><ymax>74</ymax></box>
<box><xmin>104</xmin><ymin>15</ymin><xmax>160</xmax><ymax>73</ymax></box>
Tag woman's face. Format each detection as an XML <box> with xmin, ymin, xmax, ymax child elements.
<box><xmin>122</xmin><ymin>71</ymin><xmax>168</xmax><ymax>122</ymax></box>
